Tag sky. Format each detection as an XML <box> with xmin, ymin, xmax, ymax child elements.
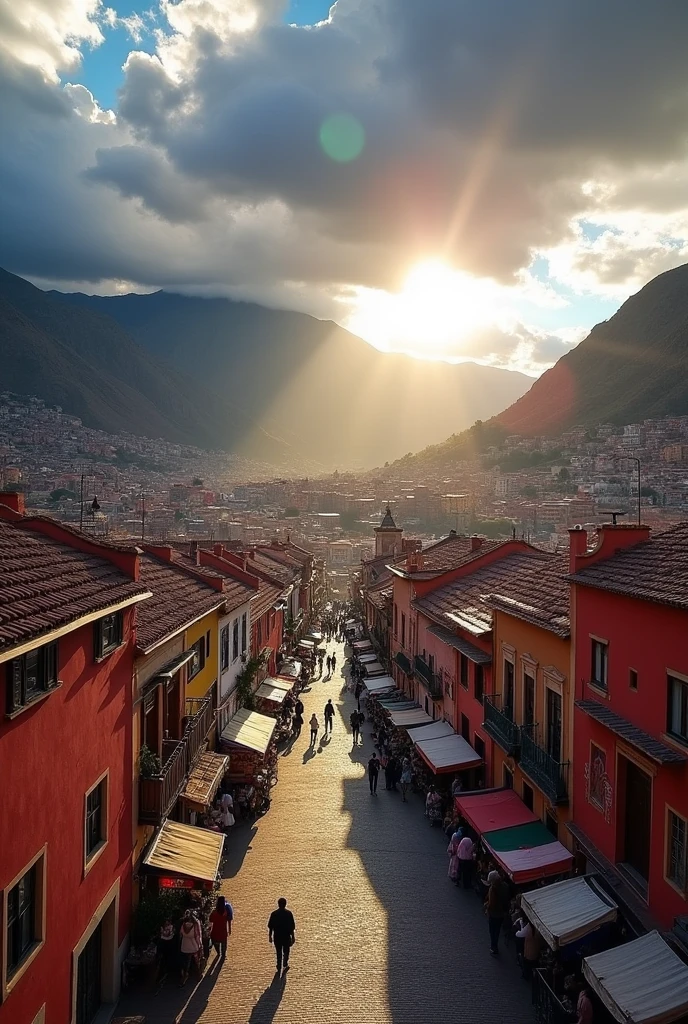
<box><xmin>2</xmin><ymin>1</ymin><xmax>688</xmax><ymax>377</ymax></box>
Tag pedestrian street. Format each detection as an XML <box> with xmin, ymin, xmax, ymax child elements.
<box><xmin>116</xmin><ymin>640</ymin><xmax>534</xmax><ymax>1024</ymax></box>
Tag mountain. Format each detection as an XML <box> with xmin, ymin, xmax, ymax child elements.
<box><xmin>56</xmin><ymin>288</ymin><xmax>531</xmax><ymax>467</ymax></box>
<box><xmin>0</xmin><ymin>268</ymin><xmax>299</xmax><ymax>465</ymax></box>
<box><xmin>496</xmin><ymin>263</ymin><xmax>688</xmax><ymax>435</ymax></box>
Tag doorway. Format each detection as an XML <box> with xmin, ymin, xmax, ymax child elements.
<box><xmin>621</xmin><ymin>757</ymin><xmax>651</xmax><ymax>885</ymax></box>
<box><xmin>76</xmin><ymin>922</ymin><xmax>101</xmax><ymax>1024</ymax></box>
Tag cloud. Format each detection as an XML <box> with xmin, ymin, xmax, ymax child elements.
<box><xmin>2</xmin><ymin>0</ymin><xmax>688</xmax><ymax>362</ymax></box>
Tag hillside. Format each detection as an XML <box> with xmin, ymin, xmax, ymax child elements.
<box><xmin>58</xmin><ymin>289</ymin><xmax>531</xmax><ymax>467</ymax></box>
<box><xmin>496</xmin><ymin>263</ymin><xmax>688</xmax><ymax>435</ymax></box>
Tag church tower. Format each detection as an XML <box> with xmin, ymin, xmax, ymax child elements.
<box><xmin>374</xmin><ymin>505</ymin><xmax>403</xmax><ymax>558</ymax></box>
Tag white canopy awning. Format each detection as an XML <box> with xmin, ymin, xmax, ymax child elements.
<box><xmin>407</xmin><ymin>720</ymin><xmax>454</xmax><ymax>741</ymax></box>
<box><xmin>415</xmin><ymin>733</ymin><xmax>482</xmax><ymax>773</ymax></box>
<box><xmin>276</xmin><ymin>659</ymin><xmax>301</xmax><ymax>681</ymax></box>
<box><xmin>583</xmin><ymin>931</ymin><xmax>688</xmax><ymax>1024</ymax></box>
<box><xmin>521</xmin><ymin>875</ymin><xmax>617</xmax><ymax>950</ymax></box>
<box><xmin>358</xmin><ymin>653</ymin><xmax>378</xmax><ymax>664</ymax></box>
<box><xmin>255</xmin><ymin>677</ymin><xmax>292</xmax><ymax>704</ymax></box>
<box><xmin>364</xmin><ymin>675</ymin><xmax>396</xmax><ymax>693</ymax></box>
<box><xmin>353</xmin><ymin>639</ymin><xmax>373</xmax><ymax>650</ymax></box>
<box><xmin>388</xmin><ymin>707</ymin><xmax>435</xmax><ymax>729</ymax></box>
<box><xmin>220</xmin><ymin>708</ymin><xmax>276</xmax><ymax>755</ymax></box>
<box><xmin>363</xmin><ymin>661</ymin><xmax>386</xmax><ymax>676</ymax></box>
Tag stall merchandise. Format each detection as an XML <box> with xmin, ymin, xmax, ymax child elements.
<box><xmin>520</xmin><ymin>875</ymin><xmax>618</xmax><ymax>950</ymax></box>
<box><xmin>583</xmin><ymin>930</ymin><xmax>688</xmax><ymax>1024</ymax></box>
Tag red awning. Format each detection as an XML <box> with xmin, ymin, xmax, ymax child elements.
<box><xmin>455</xmin><ymin>788</ymin><xmax>538</xmax><ymax>835</ymax></box>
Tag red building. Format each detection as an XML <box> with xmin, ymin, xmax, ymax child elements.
<box><xmin>0</xmin><ymin>496</ymin><xmax>149</xmax><ymax>1024</ymax></box>
<box><xmin>568</xmin><ymin>522</ymin><xmax>688</xmax><ymax>932</ymax></box>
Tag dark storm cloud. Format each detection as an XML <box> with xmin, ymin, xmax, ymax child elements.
<box><xmin>2</xmin><ymin>0</ymin><xmax>688</xmax><ymax>298</ymax></box>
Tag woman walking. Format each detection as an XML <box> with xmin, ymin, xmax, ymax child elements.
<box><xmin>179</xmin><ymin>910</ymin><xmax>203</xmax><ymax>986</ymax></box>
<box><xmin>309</xmin><ymin>713</ymin><xmax>320</xmax><ymax>746</ymax></box>
<box><xmin>447</xmin><ymin>827</ymin><xmax>463</xmax><ymax>884</ymax></box>
<box><xmin>209</xmin><ymin>896</ymin><xmax>233</xmax><ymax>960</ymax></box>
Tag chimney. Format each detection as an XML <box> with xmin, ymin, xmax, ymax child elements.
<box><xmin>189</xmin><ymin>540</ymin><xmax>199</xmax><ymax>563</ymax></box>
<box><xmin>568</xmin><ymin>526</ymin><xmax>588</xmax><ymax>572</ymax></box>
<box><xmin>0</xmin><ymin>491</ymin><xmax>25</xmax><ymax>516</ymax></box>
<box><xmin>471</xmin><ymin>535</ymin><xmax>482</xmax><ymax>552</ymax></box>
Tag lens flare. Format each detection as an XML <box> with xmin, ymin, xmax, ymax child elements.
<box><xmin>319</xmin><ymin>113</ymin><xmax>365</xmax><ymax>163</ymax></box>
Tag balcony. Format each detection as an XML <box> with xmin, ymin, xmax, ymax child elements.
<box><xmin>483</xmin><ymin>696</ymin><xmax>520</xmax><ymax>755</ymax></box>
<box><xmin>414</xmin><ymin>655</ymin><xmax>444</xmax><ymax>700</ymax></box>
<box><xmin>139</xmin><ymin>739</ymin><xmax>187</xmax><ymax>825</ymax></box>
<box><xmin>183</xmin><ymin>696</ymin><xmax>214</xmax><ymax>767</ymax></box>
<box><xmin>520</xmin><ymin>729</ymin><xmax>569</xmax><ymax>805</ymax></box>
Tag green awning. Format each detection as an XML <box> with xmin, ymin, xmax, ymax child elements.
<box><xmin>395</xmin><ymin>651</ymin><xmax>412</xmax><ymax>675</ymax></box>
<box><xmin>483</xmin><ymin>821</ymin><xmax>556</xmax><ymax>852</ymax></box>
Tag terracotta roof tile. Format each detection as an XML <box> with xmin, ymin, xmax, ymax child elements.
<box><xmin>0</xmin><ymin>520</ymin><xmax>147</xmax><ymax>653</ymax></box>
<box><xmin>576</xmin><ymin>699</ymin><xmax>687</xmax><ymax>764</ymax></box>
<box><xmin>137</xmin><ymin>555</ymin><xmax>224</xmax><ymax>652</ymax></box>
<box><xmin>570</xmin><ymin>522</ymin><xmax>688</xmax><ymax>610</ymax></box>
<box><xmin>413</xmin><ymin>551</ymin><xmax>564</xmax><ymax>636</ymax></box>
<box><xmin>250</xmin><ymin>581</ymin><xmax>284</xmax><ymax>621</ymax></box>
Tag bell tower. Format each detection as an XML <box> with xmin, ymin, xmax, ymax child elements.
<box><xmin>374</xmin><ymin>505</ymin><xmax>403</xmax><ymax>558</ymax></box>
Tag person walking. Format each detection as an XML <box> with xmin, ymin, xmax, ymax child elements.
<box><xmin>324</xmin><ymin>699</ymin><xmax>335</xmax><ymax>735</ymax></box>
<box><xmin>294</xmin><ymin>697</ymin><xmax>304</xmax><ymax>717</ymax></box>
<box><xmin>268</xmin><ymin>897</ymin><xmax>296</xmax><ymax>974</ymax></box>
<box><xmin>209</xmin><ymin>896</ymin><xmax>233</xmax><ymax>960</ymax></box>
<box><xmin>318</xmin><ymin>651</ymin><xmax>324</xmax><ymax>677</ymax></box>
<box><xmin>350</xmin><ymin>709</ymin><xmax>361</xmax><ymax>745</ymax></box>
<box><xmin>486</xmin><ymin>869</ymin><xmax>511</xmax><ymax>955</ymax></box>
<box><xmin>354</xmin><ymin>680</ymin><xmax>363</xmax><ymax>710</ymax></box>
<box><xmin>368</xmin><ymin>752</ymin><xmax>381</xmax><ymax>794</ymax></box>
<box><xmin>309</xmin><ymin>713</ymin><xmax>319</xmax><ymax>746</ymax></box>
<box><xmin>292</xmin><ymin>710</ymin><xmax>303</xmax><ymax>738</ymax></box>
<box><xmin>179</xmin><ymin>910</ymin><xmax>203</xmax><ymax>986</ymax></box>
<box><xmin>326</xmin><ymin>654</ymin><xmax>332</xmax><ymax>676</ymax></box>
<box><xmin>331</xmin><ymin>652</ymin><xmax>337</xmax><ymax>674</ymax></box>
<box><xmin>457</xmin><ymin>834</ymin><xmax>475</xmax><ymax>889</ymax></box>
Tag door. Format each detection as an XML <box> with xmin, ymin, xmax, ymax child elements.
<box><xmin>546</xmin><ymin>688</ymin><xmax>562</xmax><ymax>761</ymax></box>
<box><xmin>76</xmin><ymin>922</ymin><xmax>102</xmax><ymax>1024</ymax></box>
<box><xmin>623</xmin><ymin>759</ymin><xmax>651</xmax><ymax>882</ymax></box>
<box><xmin>523</xmin><ymin>672</ymin><xmax>535</xmax><ymax>728</ymax></box>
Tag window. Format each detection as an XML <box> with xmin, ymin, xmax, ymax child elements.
<box><xmin>241</xmin><ymin>613</ymin><xmax>247</xmax><ymax>655</ymax></box>
<box><xmin>474</xmin><ymin>734</ymin><xmax>485</xmax><ymax>762</ymax></box>
<box><xmin>393</xmin><ymin>604</ymin><xmax>398</xmax><ymax>638</ymax></box>
<box><xmin>474</xmin><ymin>664</ymin><xmax>484</xmax><ymax>704</ymax></box>
<box><xmin>629</xmin><ymin>669</ymin><xmax>638</xmax><ymax>691</ymax></box>
<box><xmin>503</xmin><ymin>659</ymin><xmax>514</xmax><ymax>718</ymax></box>
<box><xmin>591</xmin><ymin>638</ymin><xmax>608</xmax><ymax>689</ymax></box>
<box><xmin>546</xmin><ymin>688</ymin><xmax>562</xmax><ymax>761</ymax></box>
<box><xmin>3</xmin><ymin>848</ymin><xmax>46</xmax><ymax>992</ymax></box>
<box><xmin>84</xmin><ymin>773</ymin><xmax>108</xmax><ymax>867</ymax></box>
<box><xmin>188</xmin><ymin>637</ymin><xmax>205</xmax><ymax>680</ymax></box>
<box><xmin>523</xmin><ymin>671</ymin><xmax>535</xmax><ymax>728</ymax></box>
<box><xmin>460</xmin><ymin>713</ymin><xmax>470</xmax><ymax>741</ymax></box>
<box><xmin>6</xmin><ymin>641</ymin><xmax>58</xmax><ymax>713</ymax></box>
<box><xmin>232</xmin><ymin>619</ymin><xmax>239</xmax><ymax>662</ymax></box>
<box><xmin>522</xmin><ymin>782</ymin><xmax>534</xmax><ymax>811</ymax></box>
<box><xmin>401</xmin><ymin>613</ymin><xmax>406</xmax><ymax>649</ymax></box>
<box><xmin>589</xmin><ymin>743</ymin><xmax>607</xmax><ymax>810</ymax></box>
<box><xmin>460</xmin><ymin>654</ymin><xmax>468</xmax><ymax>689</ymax></box>
<box><xmin>667</xmin><ymin>810</ymin><xmax>688</xmax><ymax>893</ymax></box>
<box><xmin>220</xmin><ymin>626</ymin><xmax>229</xmax><ymax>672</ymax></box>
<box><xmin>668</xmin><ymin>674</ymin><xmax>688</xmax><ymax>743</ymax></box>
<box><xmin>94</xmin><ymin>612</ymin><xmax>123</xmax><ymax>660</ymax></box>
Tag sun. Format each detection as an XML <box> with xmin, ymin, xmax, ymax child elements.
<box><xmin>347</xmin><ymin>259</ymin><xmax>493</xmax><ymax>358</ymax></box>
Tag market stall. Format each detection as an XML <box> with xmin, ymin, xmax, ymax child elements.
<box><xmin>141</xmin><ymin>819</ymin><xmax>225</xmax><ymax>892</ymax></box>
<box><xmin>255</xmin><ymin>676</ymin><xmax>293</xmax><ymax>710</ymax></box>
<box><xmin>387</xmin><ymin>706</ymin><xmax>435</xmax><ymax>729</ymax></box>
<box><xmin>362</xmin><ymin>660</ymin><xmax>388</xmax><ymax>677</ymax></box>
<box><xmin>407</xmin><ymin>720</ymin><xmax>454</xmax><ymax>741</ymax></box>
<box><xmin>456</xmin><ymin>788</ymin><xmax>573</xmax><ymax>884</ymax></box>
<box><xmin>276</xmin><ymin>658</ymin><xmax>302</xmax><ymax>682</ymax></box>
<box><xmin>583</xmin><ymin>930</ymin><xmax>688</xmax><ymax>1024</ymax></box>
<box><xmin>521</xmin><ymin>875</ymin><xmax>618</xmax><ymax>951</ymax></box>
<box><xmin>219</xmin><ymin>707</ymin><xmax>277</xmax><ymax>781</ymax></box>
<box><xmin>357</xmin><ymin>653</ymin><xmax>379</xmax><ymax>665</ymax></box>
<box><xmin>364</xmin><ymin>675</ymin><xmax>396</xmax><ymax>694</ymax></box>
<box><xmin>180</xmin><ymin>752</ymin><xmax>229</xmax><ymax>819</ymax></box>
<box><xmin>413</xmin><ymin>732</ymin><xmax>482</xmax><ymax>774</ymax></box>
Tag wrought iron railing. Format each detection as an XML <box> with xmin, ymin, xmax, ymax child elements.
<box><xmin>139</xmin><ymin>739</ymin><xmax>187</xmax><ymax>824</ymax></box>
<box><xmin>183</xmin><ymin>696</ymin><xmax>213</xmax><ymax>766</ymax></box>
<box><xmin>520</xmin><ymin>728</ymin><xmax>569</xmax><ymax>804</ymax></box>
<box><xmin>413</xmin><ymin>655</ymin><xmax>443</xmax><ymax>699</ymax></box>
<box><xmin>483</xmin><ymin>695</ymin><xmax>520</xmax><ymax>755</ymax></box>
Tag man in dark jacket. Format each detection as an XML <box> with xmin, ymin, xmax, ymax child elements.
<box><xmin>268</xmin><ymin>897</ymin><xmax>296</xmax><ymax>974</ymax></box>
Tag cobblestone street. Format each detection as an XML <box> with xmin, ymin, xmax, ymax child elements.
<box><xmin>117</xmin><ymin>641</ymin><xmax>534</xmax><ymax>1023</ymax></box>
